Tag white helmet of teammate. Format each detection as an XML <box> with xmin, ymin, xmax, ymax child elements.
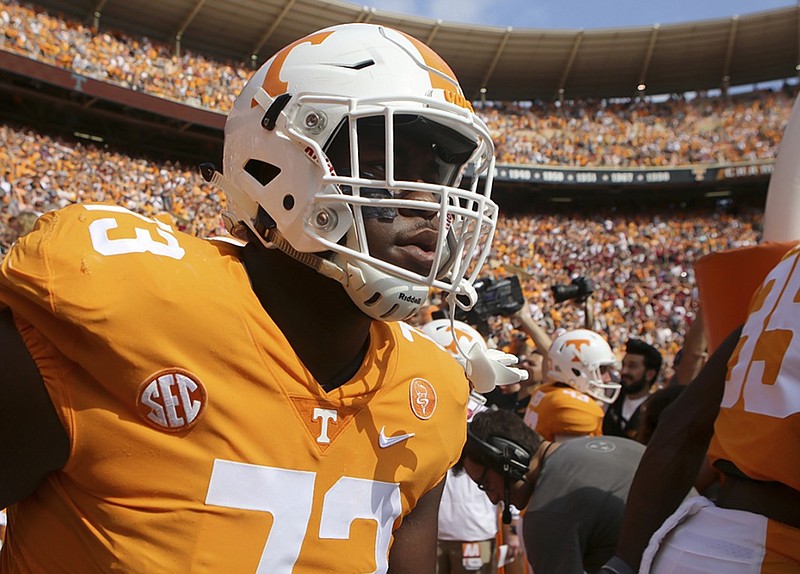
<box><xmin>422</xmin><ymin>318</ymin><xmax>529</xmax><ymax>393</ymax></box>
<box><xmin>418</xmin><ymin>322</ymin><xmax>490</xmax><ymax>421</ymax></box>
<box><xmin>421</xmin><ymin>318</ymin><xmax>487</xmax><ymax>369</ymax></box>
<box><xmin>547</xmin><ymin>329</ymin><xmax>621</xmax><ymax>403</ymax></box>
<box><xmin>213</xmin><ymin>23</ymin><xmax>497</xmax><ymax>322</ymax></box>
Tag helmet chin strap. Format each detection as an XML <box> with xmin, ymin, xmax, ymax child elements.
<box><xmin>261</xmin><ymin>227</ymin><xmax>346</xmax><ymax>283</ymax></box>
<box><xmin>450</xmin><ymin>281</ymin><xmax>478</xmax><ymax>315</ymax></box>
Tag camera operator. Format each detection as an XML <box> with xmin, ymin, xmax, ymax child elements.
<box><xmin>508</xmin><ymin>302</ymin><xmax>553</xmax><ymax>416</ymax></box>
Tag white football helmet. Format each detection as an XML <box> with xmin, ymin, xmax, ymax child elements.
<box><xmin>212</xmin><ymin>23</ymin><xmax>497</xmax><ymax>321</ymax></box>
<box><xmin>547</xmin><ymin>329</ymin><xmax>621</xmax><ymax>403</ymax></box>
<box><xmin>421</xmin><ymin>318</ymin><xmax>526</xmax><ymax>393</ymax></box>
<box><xmin>421</xmin><ymin>318</ymin><xmax>487</xmax><ymax>369</ymax></box>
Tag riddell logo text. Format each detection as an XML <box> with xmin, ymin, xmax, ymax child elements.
<box><xmin>398</xmin><ymin>293</ymin><xmax>422</xmax><ymax>304</ymax></box>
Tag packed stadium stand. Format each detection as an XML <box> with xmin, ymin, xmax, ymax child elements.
<box><xmin>1</xmin><ymin>0</ymin><xmax>796</xmax><ymax>375</ymax></box>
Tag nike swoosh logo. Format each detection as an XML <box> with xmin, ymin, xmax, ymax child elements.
<box><xmin>378</xmin><ymin>426</ymin><xmax>415</xmax><ymax>448</ymax></box>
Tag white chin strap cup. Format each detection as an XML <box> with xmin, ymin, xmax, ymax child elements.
<box><xmin>465</xmin><ymin>344</ymin><xmax>529</xmax><ymax>394</ymax></box>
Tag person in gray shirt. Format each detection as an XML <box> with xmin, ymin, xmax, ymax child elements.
<box><xmin>456</xmin><ymin>408</ymin><xmax>645</xmax><ymax>574</ymax></box>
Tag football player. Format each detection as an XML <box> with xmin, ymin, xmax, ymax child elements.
<box><xmin>603</xmin><ymin>243</ymin><xmax>800</xmax><ymax>573</ymax></box>
<box><xmin>523</xmin><ymin>329</ymin><xmax>620</xmax><ymax>442</ymax></box>
<box><xmin>0</xmin><ymin>24</ymin><xmax>504</xmax><ymax>573</ymax></box>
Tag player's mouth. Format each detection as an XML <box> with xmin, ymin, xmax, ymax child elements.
<box><xmin>395</xmin><ymin>229</ymin><xmax>438</xmax><ymax>275</ymax></box>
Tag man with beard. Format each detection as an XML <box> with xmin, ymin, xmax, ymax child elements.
<box><xmin>603</xmin><ymin>339</ymin><xmax>662</xmax><ymax>440</ymax></box>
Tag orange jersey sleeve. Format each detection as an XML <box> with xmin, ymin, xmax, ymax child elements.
<box><xmin>708</xmin><ymin>243</ymin><xmax>800</xmax><ymax>493</ymax></box>
<box><xmin>523</xmin><ymin>383</ymin><xmax>604</xmax><ymax>441</ymax></box>
<box><xmin>0</xmin><ymin>204</ymin><xmax>469</xmax><ymax>573</ymax></box>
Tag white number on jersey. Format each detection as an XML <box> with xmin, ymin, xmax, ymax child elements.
<box><xmin>206</xmin><ymin>459</ymin><xmax>402</xmax><ymax>573</ymax></box>
<box><xmin>723</xmin><ymin>250</ymin><xmax>800</xmax><ymax>418</ymax></box>
<box><xmin>85</xmin><ymin>205</ymin><xmax>185</xmax><ymax>260</ymax></box>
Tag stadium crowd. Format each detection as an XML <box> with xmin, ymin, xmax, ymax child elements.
<box><xmin>0</xmin><ymin>120</ymin><xmax>763</xmax><ymax>378</ymax></box>
<box><xmin>0</xmin><ymin>0</ymin><xmax>772</xmax><ymax>377</ymax></box>
<box><xmin>0</xmin><ymin>0</ymin><xmax>778</xmax><ymax>376</ymax></box>
<box><xmin>0</xmin><ymin>124</ymin><xmax>227</xmax><ymax>239</ymax></box>
<box><xmin>0</xmin><ymin>0</ymin><xmax>794</xmax><ymax>168</ymax></box>
<box><xmin>481</xmin><ymin>94</ymin><xmax>790</xmax><ymax>167</ymax></box>
<box><xmin>484</xmin><ymin>204</ymin><xmax>759</xmax><ymax>369</ymax></box>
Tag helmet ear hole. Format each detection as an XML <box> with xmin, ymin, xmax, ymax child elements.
<box><xmin>245</xmin><ymin>159</ymin><xmax>281</xmax><ymax>186</ymax></box>
<box><xmin>571</xmin><ymin>367</ymin><xmax>581</xmax><ymax>377</ymax></box>
<box><xmin>282</xmin><ymin>195</ymin><xmax>295</xmax><ymax>210</ymax></box>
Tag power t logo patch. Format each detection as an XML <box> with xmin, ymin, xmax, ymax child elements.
<box><xmin>409</xmin><ymin>378</ymin><xmax>437</xmax><ymax>420</ymax></box>
<box><xmin>137</xmin><ymin>368</ymin><xmax>207</xmax><ymax>432</ymax></box>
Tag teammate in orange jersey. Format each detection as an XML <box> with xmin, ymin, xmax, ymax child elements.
<box><xmin>602</xmin><ymin>244</ymin><xmax>800</xmax><ymax>574</ymax></box>
<box><xmin>0</xmin><ymin>24</ymin><xmax>511</xmax><ymax>573</ymax></box>
<box><xmin>523</xmin><ymin>329</ymin><xmax>621</xmax><ymax>442</ymax></box>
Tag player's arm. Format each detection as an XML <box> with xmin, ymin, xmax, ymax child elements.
<box><xmin>609</xmin><ymin>326</ymin><xmax>742</xmax><ymax>572</ymax></box>
<box><xmin>511</xmin><ymin>303</ymin><xmax>552</xmax><ymax>354</ymax></box>
<box><xmin>0</xmin><ymin>308</ymin><xmax>70</xmax><ymax>508</ymax></box>
<box><xmin>674</xmin><ymin>309</ymin><xmax>708</xmax><ymax>386</ymax></box>
<box><xmin>387</xmin><ymin>476</ymin><xmax>446</xmax><ymax>574</ymax></box>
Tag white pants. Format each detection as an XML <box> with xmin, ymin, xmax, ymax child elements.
<box><xmin>642</xmin><ymin>496</ymin><xmax>768</xmax><ymax>574</ymax></box>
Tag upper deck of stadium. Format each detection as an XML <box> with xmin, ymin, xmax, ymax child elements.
<box><xmin>28</xmin><ymin>0</ymin><xmax>798</xmax><ymax>101</ymax></box>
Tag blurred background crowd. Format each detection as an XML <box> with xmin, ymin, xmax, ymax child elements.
<box><xmin>0</xmin><ymin>0</ymin><xmax>792</xmax><ymax>167</ymax></box>
<box><xmin>0</xmin><ymin>0</ymin><xmax>779</xmax><ymax>379</ymax></box>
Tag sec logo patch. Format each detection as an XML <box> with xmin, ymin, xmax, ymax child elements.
<box><xmin>409</xmin><ymin>378</ymin><xmax>437</xmax><ymax>420</ymax></box>
<box><xmin>137</xmin><ymin>368</ymin><xmax>207</xmax><ymax>432</ymax></box>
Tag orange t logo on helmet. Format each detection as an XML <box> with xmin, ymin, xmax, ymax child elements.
<box><xmin>565</xmin><ymin>339</ymin><xmax>591</xmax><ymax>361</ymax></box>
<box><xmin>255</xmin><ymin>31</ymin><xmax>335</xmax><ymax>104</ymax></box>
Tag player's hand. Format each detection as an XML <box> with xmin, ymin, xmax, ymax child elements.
<box><xmin>465</xmin><ymin>345</ymin><xmax>528</xmax><ymax>393</ymax></box>
<box><xmin>505</xmin><ymin>538</ymin><xmax>522</xmax><ymax>562</ymax></box>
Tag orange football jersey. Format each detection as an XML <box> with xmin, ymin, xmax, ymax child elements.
<box><xmin>0</xmin><ymin>204</ymin><xmax>469</xmax><ymax>573</ymax></box>
<box><xmin>707</xmin><ymin>242</ymin><xmax>800</xmax><ymax>566</ymax></box>
<box><xmin>709</xmin><ymin>242</ymin><xmax>800</xmax><ymax>491</ymax></box>
<box><xmin>522</xmin><ymin>382</ymin><xmax>604</xmax><ymax>441</ymax></box>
